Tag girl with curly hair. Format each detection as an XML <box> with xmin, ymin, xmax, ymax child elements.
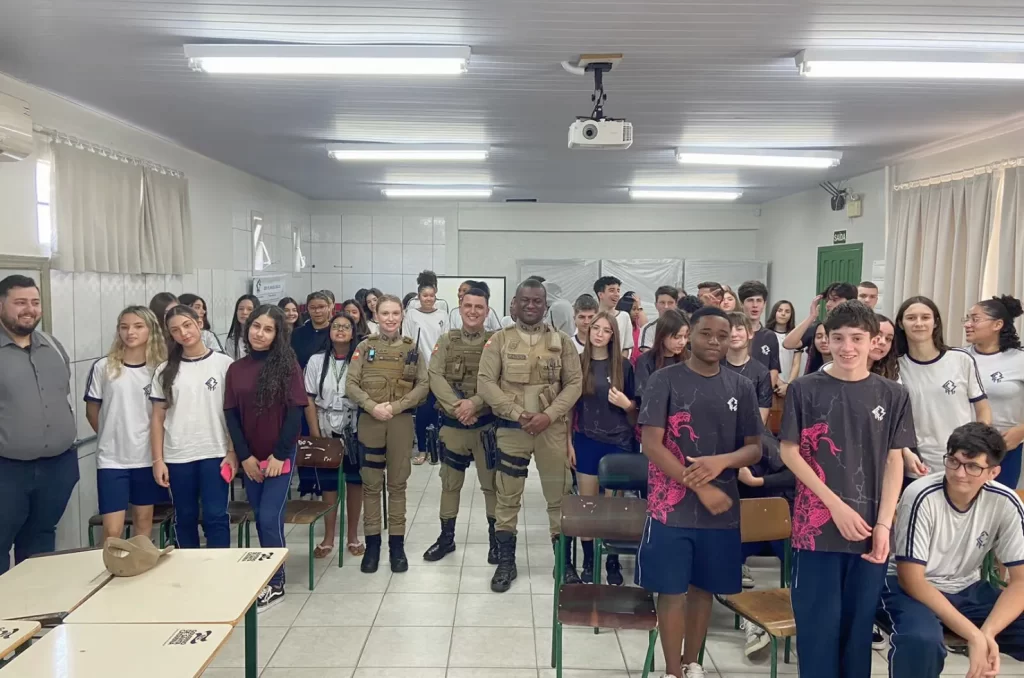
<box><xmin>224</xmin><ymin>304</ymin><xmax>308</xmax><ymax>611</ymax></box>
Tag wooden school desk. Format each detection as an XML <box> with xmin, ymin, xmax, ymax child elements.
<box><xmin>65</xmin><ymin>548</ymin><xmax>287</xmax><ymax>678</ymax></box>
<box><xmin>0</xmin><ymin>550</ymin><xmax>110</xmax><ymax>624</ymax></box>
<box><xmin>0</xmin><ymin>623</ymin><xmax>232</xmax><ymax>677</ymax></box>
<box><xmin>0</xmin><ymin>619</ymin><xmax>41</xmax><ymax>663</ymax></box>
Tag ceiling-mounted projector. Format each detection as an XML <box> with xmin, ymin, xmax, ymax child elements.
<box><xmin>563</xmin><ymin>55</ymin><xmax>632</xmax><ymax>150</ymax></box>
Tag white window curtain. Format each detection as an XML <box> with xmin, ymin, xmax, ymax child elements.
<box><xmin>885</xmin><ymin>173</ymin><xmax>996</xmax><ymax>345</ymax></box>
<box><xmin>601</xmin><ymin>258</ymin><xmax>683</xmax><ymax>311</ymax></box>
<box><xmin>141</xmin><ymin>168</ymin><xmax>193</xmax><ymax>274</ymax></box>
<box><xmin>52</xmin><ymin>142</ymin><xmax>144</xmax><ymax>273</ymax></box>
<box><xmin>996</xmin><ymin>167</ymin><xmax>1024</xmax><ymax>309</ymax></box>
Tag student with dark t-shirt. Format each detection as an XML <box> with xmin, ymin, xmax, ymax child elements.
<box><xmin>224</xmin><ymin>305</ymin><xmax>308</xmax><ymax>612</ymax></box>
<box><xmin>291</xmin><ymin>291</ymin><xmax>334</xmax><ymax>370</ymax></box>
<box><xmin>637</xmin><ymin>306</ymin><xmax>762</xmax><ymax>678</ymax></box>
<box><xmin>780</xmin><ymin>301</ymin><xmax>916</xmax><ymax>678</ymax></box>
<box><xmin>722</xmin><ymin>312</ymin><xmax>772</xmax><ymax>424</ymax></box>
<box><xmin>737</xmin><ymin>280</ymin><xmax>781</xmax><ymax>387</ymax></box>
<box><xmin>571</xmin><ymin>294</ymin><xmax>599</xmax><ymax>355</ymax></box>
<box><xmin>635</xmin><ymin>309</ymin><xmax>689</xmax><ymax>407</ymax></box>
<box><xmin>569</xmin><ymin>310</ymin><xmax>638</xmax><ymax>585</ymax></box>
<box><xmin>782</xmin><ymin>281</ymin><xmax>857</xmax><ymax>354</ymax></box>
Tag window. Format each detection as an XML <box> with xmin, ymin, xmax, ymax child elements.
<box><xmin>36</xmin><ymin>159</ymin><xmax>52</xmax><ymax>251</ymax></box>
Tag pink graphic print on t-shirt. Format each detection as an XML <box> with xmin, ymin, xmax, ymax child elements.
<box><xmin>647</xmin><ymin>410</ymin><xmax>699</xmax><ymax>523</ymax></box>
<box><xmin>791</xmin><ymin>422</ymin><xmax>842</xmax><ymax>550</ymax></box>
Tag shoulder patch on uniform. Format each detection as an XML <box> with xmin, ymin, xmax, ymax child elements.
<box><xmin>352</xmin><ymin>349</ymin><xmax>361</xmax><ymax>360</ymax></box>
<box><xmin>432</xmin><ymin>343</ymin><xmax>440</xmax><ymax>354</ymax></box>
<box><xmin>485</xmin><ymin>337</ymin><xmax>494</xmax><ymax>348</ymax></box>
<box><xmin>402</xmin><ymin>336</ymin><xmax>413</xmax><ymax>344</ymax></box>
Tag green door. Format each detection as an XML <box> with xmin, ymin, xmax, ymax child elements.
<box><xmin>815</xmin><ymin>244</ymin><xmax>863</xmax><ymax>318</ymax></box>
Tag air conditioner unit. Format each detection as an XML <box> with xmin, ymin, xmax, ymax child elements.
<box><xmin>0</xmin><ymin>92</ymin><xmax>33</xmax><ymax>162</ymax></box>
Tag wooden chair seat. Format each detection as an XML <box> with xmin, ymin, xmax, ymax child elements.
<box><xmin>283</xmin><ymin>500</ymin><xmax>333</xmax><ymax>525</ymax></box>
<box><xmin>719</xmin><ymin>589</ymin><xmax>796</xmax><ymax>638</ymax></box>
<box><xmin>88</xmin><ymin>504</ymin><xmax>174</xmax><ymax>527</ymax></box>
<box><xmin>560</xmin><ymin>496</ymin><xmax>648</xmax><ymax>541</ymax></box>
<box><xmin>557</xmin><ymin>583</ymin><xmax>657</xmax><ymax>631</ymax></box>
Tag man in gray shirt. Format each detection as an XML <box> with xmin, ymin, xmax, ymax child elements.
<box><xmin>0</xmin><ymin>275</ymin><xmax>79</xmax><ymax>574</ymax></box>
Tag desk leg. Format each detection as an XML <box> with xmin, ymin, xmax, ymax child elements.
<box><xmin>245</xmin><ymin>601</ymin><xmax>258</xmax><ymax>678</ymax></box>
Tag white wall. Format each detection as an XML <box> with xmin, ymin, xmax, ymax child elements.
<box><xmin>894</xmin><ymin>122</ymin><xmax>1024</xmax><ymax>184</ymax></box>
<box><xmin>0</xmin><ymin>72</ymin><xmax>312</xmax><ymax>551</ymax></box>
<box><xmin>757</xmin><ymin>169</ymin><xmax>887</xmax><ymax>313</ymax></box>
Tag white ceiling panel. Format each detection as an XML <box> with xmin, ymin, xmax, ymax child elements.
<box><xmin>3</xmin><ymin>0</ymin><xmax>1024</xmax><ymax>202</ymax></box>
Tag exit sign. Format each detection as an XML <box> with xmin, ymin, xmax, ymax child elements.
<box><xmin>833</xmin><ymin>230</ymin><xmax>847</xmax><ymax>244</ymax></box>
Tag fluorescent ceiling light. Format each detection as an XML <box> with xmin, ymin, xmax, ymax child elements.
<box><xmin>677</xmin><ymin>149</ymin><xmax>842</xmax><ymax>169</ymax></box>
<box><xmin>328</xmin><ymin>144</ymin><xmax>489</xmax><ymax>161</ymax></box>
<box><xmin>382</xmin><ymin>187</ymin><xmax>492</xmax><ymax>199</ymax></box>
<box><xmin>796</xmin><ymin>48</ymin><xmax>1024</xmax><ymax>79</ymax></box>
<box><xmin>629</xmin><ymin>188</ymin><xmax>743</xmax><ymax>201</ymax></box>
<box><xmin>184</xmin><ymin>44</ymin><xmax>470</xmax><ymax>75</ymax></box>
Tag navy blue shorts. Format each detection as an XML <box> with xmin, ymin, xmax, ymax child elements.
<box><xmin>573</xmin><ymin>432</ymin><xmax>633</xmax><ymax>476</ymax></box>
<box><xmin>635</xmin><ymin>517</ymin><xmax>742</xmax><ymax>595</ymax></box>
<box><xmin>97</xmin><ymin>467</ymin><xmax>170</xmax><ymax>515</ymax></box>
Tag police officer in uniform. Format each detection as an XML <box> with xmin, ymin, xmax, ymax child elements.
<box><xmin>346</xmin><ymin>294</ymin><xmax>428</xmax><ymax>573</ymax></box>
<box><xmin>477</xmin><ymin>278</ymin><xmax>584</xmax><ymax>592</ymax></box>
<box><xmin>423</xmin><ymin>286</ymin><xmax>500</xmax><ymax>564</ymax></box>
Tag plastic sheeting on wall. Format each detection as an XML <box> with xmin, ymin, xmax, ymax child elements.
<box><xmin>600</xmin><ymin>259</ymin><xmax>683</xmax><ymax>311</ymax></box>
<box><xmin>682</xmin><ymin>260</ymin><xmax>769</xmax><ymax>297</ymax></box>
<box><xmin>517</xmin><ymin>258</ymin><xmax>601</xmax><ymax>304</ymax></box>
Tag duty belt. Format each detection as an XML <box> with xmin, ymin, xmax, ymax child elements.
<box><xmin>440</xmin><ymin>413</ymin><xmax>496</xmax><ymax>430</ymax></box>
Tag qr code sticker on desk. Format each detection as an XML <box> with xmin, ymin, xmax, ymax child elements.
<box><xmin>238</xmin><ymin>551</ymin><xmax>274</xmax><ymax>563</ymax></box>
<box><xmin>165</xmin><ymin>629</ymin><xmax>213</xmax><ymax>646</ymax></box>
<box><xmin>0</xmin><ymin>626</ymin><xmax>19</xmax><ymax>640</ymax></box>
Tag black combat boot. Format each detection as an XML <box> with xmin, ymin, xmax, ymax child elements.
<box><xmin>486</xmin><ymin>517</ymin><xmax>499</xmax><ymax>565</ymax></box>
<box><xmin>422</xmin><ymin>518</ymin><xmax>457</xmax><ymax>562</ymax></box>
<box><xmin>580</xmin><ymin>540</ymin><xmax>595</xmax><ymax>584</ymax></box>
<box><xmin>361</xmin><ymin>534</ymin><xmax>382</xmax><ymax>573</ymax></box>
<box><xmin>553</xmin><ymin>534</ymin><xmax>583</xmax><ymax>584</ymax></box>
<box><xmin>389</xmin><ymin>535</ymin><xmax>409</xmax><ymax>573</ymax></box>
<box><xmin>490</xmin><ymin>531</ymin><xmax>518</xmax><ymax>593</ymax></box>
<box><xmin>605</xmin><ymin>553</ymin><xmax>623</xmax><ymax>586</ymax></box>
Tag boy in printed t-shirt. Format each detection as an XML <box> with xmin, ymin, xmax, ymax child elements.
<box><xmin>637</xmin><ymin>306</ymin><xmax>763</xmax><ymax>678</ymax></box>
<box><xmin>882</xmin><ymin>422</ymin><xmax>1024</xmax><ymax>678</ymax></box>
<box><xmin>781</xmin><ymin>301</ymin><xmax>916</xmax><ymax>678</ymax></box>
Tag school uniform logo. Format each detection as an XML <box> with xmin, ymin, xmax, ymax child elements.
<box><xmin>976</xmin><ymin>531</ymin><xmax>990</xmax><ymax>549</ymax></box>
<box><xmin>205</xmin><ymin>377</ymin><xmax>218</xmax><ymax>391</ymax></box>
<box><xmin>992</xmin><ymin>371</ymin><xmax>1005</xmax><ymax>384</ymax></box>
<box><xmin>727</xmin><ymin>397</ymin><xmax>738</xmax><ymax>412</ymax></box>
<box><xmin>143</xmin><ymin>384</ymin><xmax>152</xmax><ymax>397</ymax></box>
<box><xmin>942</xmin><ymin>380</ymin><xmax>957</xmax><ymax>395</ymax></box>
<box><xmin>871</xmin><ymin>405</ymin><xmax>886</xmax><ymax>421</ymax></box>
<box><xmin>761</xmin><ymin>344</ymin><xmax>770</xmax><ymax>355</ymax></box>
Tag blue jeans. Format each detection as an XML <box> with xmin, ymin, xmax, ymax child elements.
<box><xmin>241</xmin><ymin>452</ymin><xmax>295</xmax><ymax>588</ymax></box>
<box><xmin>791</xmin><ymin>549</ymin><xmax>887</xmax><ymax>678</ymax></box>
<box><xmin>167</xmin><ymin>457</ymin><xmax>230</xmax><ymax>548</ymax></box>
<box><xmin>0</xmin><ymin>448</ymin><xmax>80</xmax><ymax>574</ymax></box>
<box><xmin>880</xmin><ymin>575</ymin><xmax>1024</xmax><ymax>677</ymax></box>
<box><xmin>415</xmin><ymin>392</ymin><xmax>438</xmax><ymax>453</ymax></box>
<box><xmin>996</xmin><ymin>443</ymin><xmax>1023</xmax><ymax>489</ymax></box>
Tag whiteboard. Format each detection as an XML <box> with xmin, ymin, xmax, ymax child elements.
<box><xmin>433</xmin><ymin>275</ymin><xmax>507</xmax><ymax>318</ymax></box>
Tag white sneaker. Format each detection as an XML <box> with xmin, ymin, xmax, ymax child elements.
<box><xmin>741</xmin><ymin>564</ymin><xmax>755</xmax><ymax>589</ymax></box>
<box><xmin>683</xmin><ymin>663</ymin><xmax>707</xmax><ymax>678</ymax></box>
<box><xmin>744</xmin><ymin>620</ymin><xmax>771</xmax><ymax>660</ymax></box>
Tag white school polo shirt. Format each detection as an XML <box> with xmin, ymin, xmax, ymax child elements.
<box><xmin>85</xmin><ymin>358</ymin><xmax>155</xmax><ymax>469</ymax></box>
<box><xmin>150</xmin><ymin>351</ymin><xmax>233</xmax><ymax>464</ymax></box>
<box><xmin>965</xmin><ymin>346</ymin><xmax>1024</xmax><ymax>435</ymax></box>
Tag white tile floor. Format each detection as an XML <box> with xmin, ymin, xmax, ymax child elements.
<box><xmin>200</xmin><ymin>462</ymin><xmax>1024</xmax><ymax>678</ymax></box>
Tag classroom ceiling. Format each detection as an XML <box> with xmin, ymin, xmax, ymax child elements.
<box><xmin>4</xmin><ymin>1</ymin><xmax>1024</xmax><ymax>204</ymax></box>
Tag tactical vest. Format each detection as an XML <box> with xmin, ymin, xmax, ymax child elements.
<box><xmin>359</xmin><ymin>334</ymin><xmax>418</xmax><ymax>403</ymax></box>
<box><xmin>497</xmin><ymin>325</ymin><xmax>564</xmax><ymax>413</ymax></box>
<box><xmin>443</xmin><ymin>329</ymin><xmax>493</xmax><ymax>399</ymax></box>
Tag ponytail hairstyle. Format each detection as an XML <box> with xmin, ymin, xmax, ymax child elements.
<box><xmin>417</xmin><ymin>270</ymin><xmax>438</xmax><ymax>294</ymax></box>
<box><xmin>148</xmin><ymin>292</ymin><xmax>178</xmax><ymax>335</ymax></box>
<box><xmin>243</xmin><ymin>304</ymin><xmax>300</xmax><ymax>413</ymax></box>
<box><xmin>977</xmin><ymin>295</ymin><xmax>1023</xmax><ymax>352</ymax></box>
<box><xmin>159</xmin><ymin>305</ymin><xmax>204</xmax><ymax>407</ymax></box>
<box><xmin>652</xmin><ymin>309</ymin><xmax>689</xmax><ymax>370</ymax></box>
<box><xmin>316</xmin><ymin>312</ymin><xmax>361</xmax><ymax>398</ymax></box>
<box><xmin>178</xmin><ymin>293</ymin><xmax>210</xmax><ymax>331</ymax></box>
<box><xmin>870</xmin><ymin>313</ymin><xmax>901</xmax><ymax>382</ymax></box>
<box><xmin>105</xmin><ymin>306</ymin><xmax>166</xmax><ymax>379</ymax></box>
<box><xmin>227</xmin><ymin>294</ymin><xmax>260</xmax><ymax>346</ymax></box>
<box><xmin>580</xmin><ymin>310</ymin><xmax>625</xmax><ymax>396</ymax></box>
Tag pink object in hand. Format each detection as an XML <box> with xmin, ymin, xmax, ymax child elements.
<box><xmin>259</xmin><ymin>458</ymin><xmax>292</xmax><ymax>475</ymax></box>
<box><xmin>220</xmin><ymin>463</ymin><xmax>233</xmax><ymax>483</ymax></box>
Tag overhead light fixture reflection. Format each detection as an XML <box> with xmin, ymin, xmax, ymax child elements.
<box><xmin>796</xmin><ymin>48</ymin><xmax>1024</xmax><ymax>79</ymax></box>
<box><xmin>677</xmin><ymin>149</ymin><xmax>842</xmax><ymax>169</ymax></box>
<box><xmin>629</xmin><ymin>188</ymin><xmax>743</xmax><ymax>201</ymax></box>
<box><xmin>328</xmin><ymin>144</ymin><xmax>489</xmax><ymax>161</ymax></box>
<box><xmin>184</xmin><ymin>44</ymin><xmax>470</xmax><ymax>75</ymax></box>
<box><xmin>382</xmin><ymin>187</ymin><xmax>493</xmax><ymax>199</ymax></box>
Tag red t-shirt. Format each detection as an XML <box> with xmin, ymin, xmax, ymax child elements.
<box><xmin>224</xmin><ymin>355</ymin><xmax>308</xmax><ymax>461</ymax></box>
